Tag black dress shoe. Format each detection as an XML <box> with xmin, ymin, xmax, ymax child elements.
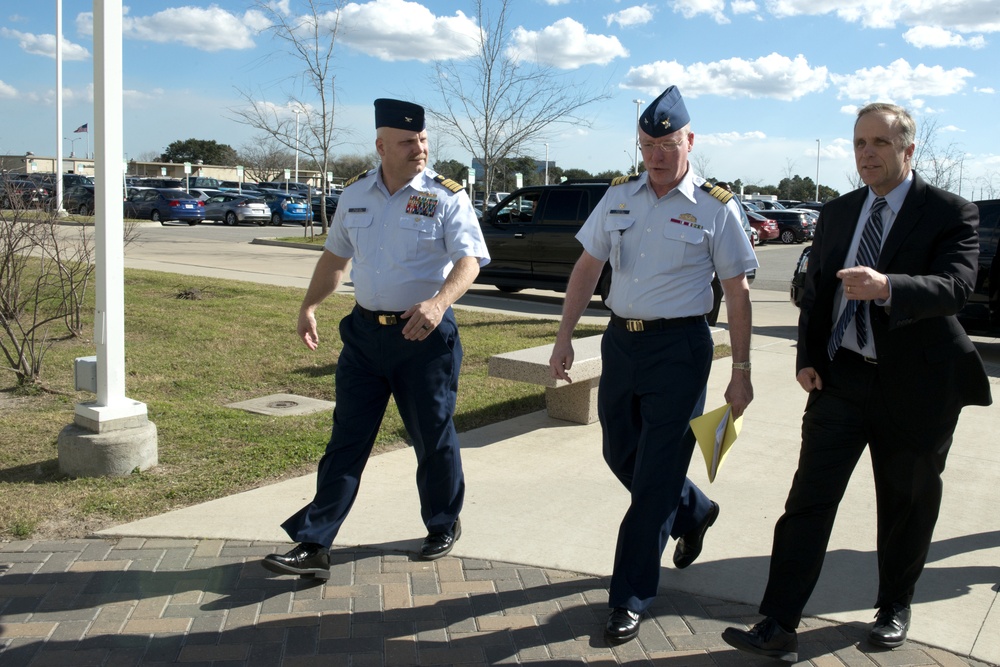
<box><xmin>261</xmin><ymin>543</ymin><xmax>330</xmax><ymax>579</ymax></box>
<box><xmin>869</xmin><ymin>603</ymin><xmax>910</xmax><ymax>648</ymax></box>
<box><xmin>420</xmin><ymin>518</ymin><xmax>461</xmax><ymax>560</ymax></box>
<box><xmin>605</xmin><ymin>607</ymin><xmax>642</xmax><ymax>643</ymax></box>
<box><xmin>722</xmin><ymin>617</ymin><xmax>798</xmax><ymax>662</ymax></box>
<box><xmin>673</xmin><ymin>501</ymin><xmax>720</xmax><ymax>569</ymax></box>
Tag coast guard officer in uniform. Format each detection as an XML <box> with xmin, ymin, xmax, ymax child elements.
<box><xmin>549</xmin><ymin>86</ymin><xmax>757</xmax><ymax>643</ymax></box>
<box><xmin>263</xmin><ymin>98</ymin><xmax>489</xmax><ymax>578</ymax></box>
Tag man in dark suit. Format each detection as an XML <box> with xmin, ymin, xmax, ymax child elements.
<box><xmin>722</xmin><ymin>102</ymin><xmax>992</xmax><ymax>662</ymax></box>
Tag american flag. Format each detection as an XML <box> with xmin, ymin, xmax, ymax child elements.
<box><xmin>74</xmin><ymin>123</ymin><xmax>88</xmax><ymax>133</ymax></box>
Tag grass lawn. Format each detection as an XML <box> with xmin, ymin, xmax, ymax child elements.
<box><xmin>0</xmin><ymin>268</ymin><xmax>614</xmax><ymax>540</ymax></box>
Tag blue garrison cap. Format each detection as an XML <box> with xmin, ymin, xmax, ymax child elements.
<box><xmin>374</xmin><ymin>98</ymin><xmax>425</xmax><ymax>131</ymax></box>
<box><xmin>639</xmin><ymin>86</ymin><xmax>690</xmax><ymax>138</ymax></box>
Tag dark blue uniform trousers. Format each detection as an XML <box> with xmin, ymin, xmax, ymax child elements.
<box><xmin>281</xmin><ymin>307</ymin><xmax>465</xmax><ymax>547</ymax></box>
<box><xmin>600</xmin><ymin>319</ymin><xmax>716</xmax><ymax>613</ymax></box>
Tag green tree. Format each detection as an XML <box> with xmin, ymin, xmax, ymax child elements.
<box><xmin>594</xmin><ymin>169</ymin><xmax>625</xmax><ymax>180</ymax></box>
<box><xmin>160</xmin><ymin>139</ymin><xmax>238</xmax><ymax>165</ymax></box>
<box><xmin>562</xmin><ymin>168</ymin><xmax>593</xmax><ymax>180</ymax></box>
<box><xmin>433</xmin><ymin>159</ymin><xmax>469</xmax><ymax>182</ymax></box>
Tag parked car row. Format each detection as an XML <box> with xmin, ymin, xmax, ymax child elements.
<box><xmin>789</xmin><ymin>198</ymin><xmax>999</xmax><ymax>337</ymax></box>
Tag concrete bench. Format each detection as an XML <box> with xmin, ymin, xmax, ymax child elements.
<box><xmin>488</xmin><ymin>335</ymin><xmax>604</xmax><ymax>424</ymax></box>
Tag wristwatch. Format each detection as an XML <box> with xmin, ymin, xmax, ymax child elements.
<box><xmin>732</xmin><ymin>361</ymin><xmax>752</xmax><ymax>371</ymax></box>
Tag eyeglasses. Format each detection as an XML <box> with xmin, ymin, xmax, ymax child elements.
<box><xmin>638</xmin><ymin>140</ymin><xmax>686</xmax><ymax>153</ymax></box>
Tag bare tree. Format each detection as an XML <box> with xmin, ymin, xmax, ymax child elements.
<box><xmin>230</xmin><ymin>0</ymin><xmax>345</xmax><ymax>232</ymax></box>
<box><xmin>691</xmin><ymin>153</ymin><xmax>713</xmax><ymax>180</ymax></box>
<box><xmin>239</xmin><ymin>134</ymin><xmax>296</xmax><ymax>184</ymax></box>
<box><xmin>912</xmin><ymin>117</ymin><xmax>964</xmax><ymax>193</ymax></box>
<box><xmin>426</xmin><ymin>0</ymin><xmax>611</xmax><ymax>211</ymax></box>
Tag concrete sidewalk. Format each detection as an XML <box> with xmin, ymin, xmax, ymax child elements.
<box><xmin>3</xmin><ymin>233</ymin><xmax>997</xmax><ymax>665</ymax></box>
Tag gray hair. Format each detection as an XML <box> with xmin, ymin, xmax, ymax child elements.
<box><xmin>856</xmin><ymin>103</ymin><xmax>916</xmax><ymax>147</ymax></box>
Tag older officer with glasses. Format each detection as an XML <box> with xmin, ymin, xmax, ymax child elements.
<box><xmin>550</xmin><ymin>86</ymin><xmax>758</xmax><ymax>644</ymax></box>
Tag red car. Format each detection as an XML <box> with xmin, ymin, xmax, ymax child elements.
<box><xmin>746</xmin><ymin>208</ymin><xmax>780</xmax><ymax>243</ymax></box>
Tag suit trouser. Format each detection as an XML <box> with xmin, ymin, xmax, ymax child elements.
<box><xmin>281</xmin><ymin>307</ymin><xmax>465</xmax><ymax>547</ymax></box>
<box><xmin>600</xmin><ymin>320</ymin><xmax>715</xmax><ymax>613</ymax></box>
<box><xmin>760</xmin><ymin>349</ymin><xmax>954</xmax><ymax>629</ymax></box>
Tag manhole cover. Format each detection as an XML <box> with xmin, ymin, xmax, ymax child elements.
<box><xmin>226</xmin><ymin>393</ymin><xmax>334</xmax><ymax>416</ymax></box>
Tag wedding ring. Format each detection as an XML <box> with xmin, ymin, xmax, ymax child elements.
<box><xmin>421</xmin><ymin>324</ymin><xmax>430</xmax><ymax>330</ymax></box>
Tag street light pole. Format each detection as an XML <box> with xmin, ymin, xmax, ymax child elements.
<box><xmin>815</xmin><ymin>139</ymin><xmax>821</xmax><ymax>201</ymax></box>
<box><xmin>293</xmin><ymin>107</ymin><xmax>301</xmax><ymax>187</ymax></box>
<box><xmin>545</xmin><ymin>143</ymin><xmax>549</xmax><ymax>185</ymax></box>
<box><xmin>65</xmin><ymin>136</ymin><xmax>79</xmax><ymax>157</ymax></box>
<box><xmin>632</xmin><ymin>99</ymin><xmax>644</xmax><ymax>174</ymax></box>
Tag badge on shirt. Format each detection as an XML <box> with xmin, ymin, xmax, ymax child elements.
<box><xmin>670</xmin><ymin>214</ymin><xmax>703</xmax><ymax>230</ymax></box>
<box><xmin>348</xmin><ymin>207</ymin><xmax>367</xmax><ymax>213</ymax></box>
<box><xmin>609</xmin><ymin>204</ymin><xmax>630</xmax><ymax>215</ymax></box>
<box><xmin>406</xmin><ymin>193</ymin><xmax>439</xmax><ymax>217</ymax></box>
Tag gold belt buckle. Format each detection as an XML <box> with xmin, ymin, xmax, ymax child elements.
<box><xmin>378</xmin><ymin>314</ymin><xmax>397</xmax><ymax>325</ymax></box>
<box><xmin>626</xmin><ymin>319</ymin><xmax>644</xmax><ymax>332</ymax></box>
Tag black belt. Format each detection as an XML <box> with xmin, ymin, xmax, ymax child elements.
<box><xmin>609</xmin><ymin>313</ymin><xmax>705</xmax><ymax>332</ymax></box>
<box><xmin>355</xmin><ymin>304</ymin><xmax>406</xmax><ymax>325</ymax></box>
<box><xmin>837</xmin><ymin>348</ymin><xmax>878</xmax><ymax>365</ymax></box>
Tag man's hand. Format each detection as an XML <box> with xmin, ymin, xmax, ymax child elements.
<box><xmin>401</xmin><ymin>299</ymin><xmax>445</xmax><ymax>341</ymax></box>
<box><xmin>298</xmin><ymin>309</ymin><xmax>319</xmax><ymax>351</ymax></box>
<box><xmin>549</xmin><ymin>339</ymin><xmax>575</xmax><ymax>383</ymax></box>
<box><xmin>837</xmin><ymin>266</ymin><xmax>889</xmax><ymax>302</ymax></box>
<box><xmin>796</xmin><ymin>367</ymin><xmax>823</xmax><ymax>392</ymax></box>
<box><xmin>725</xmin><ymin>372</ymin><xmax>753</xmax><ymax>418</ymax></box>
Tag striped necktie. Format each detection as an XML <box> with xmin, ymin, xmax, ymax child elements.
<box><xmin>827</xmin><ymin>197</ymin><xmax>887</xmax><ymax>360</ymax></box>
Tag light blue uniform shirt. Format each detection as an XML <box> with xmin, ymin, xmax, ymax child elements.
<box><xmin>576</xmin><ymin>170</ymin><xmax>758</xmax><ymax>320</ymax></box>
<box><xmin>325</xmin><ymin>167</ymin><xmax>490</xmax><ymax>312</ymax></box>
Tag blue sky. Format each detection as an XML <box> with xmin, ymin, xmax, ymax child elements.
<box><xmin>1</xmin><ymin>0</ymin><xmax>998</xmax><ymax>197</ymax></box>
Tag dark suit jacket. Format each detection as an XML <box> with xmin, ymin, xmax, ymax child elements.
<box><xmin>798</xmin><ymin>172</ymin><xmax>992</xmax><ymax>441</ymax></box>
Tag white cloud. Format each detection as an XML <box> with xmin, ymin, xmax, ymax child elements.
<box><xmin>731</xmin><ymin>0</ymin><xmax>759</xmax><ymax>14</ymax></box>
<box><xmin>78</xmin><ymin>7</ymin><xmax>260</xmax><ymax>52</ymax></box>
<box><xmin>819</xmin><ymin>137</ymin><xmax>853</xmax><ymax>159</ymax></box>
<box><xmin>0</xmin><ymin>80</ymin><xmax>18</xmax><ymax>98</ymax></box>
<box><xmin>0</xmin><ymin>28</ymin><xmax>90</xmax><ymax>60</ymax></box>
<box><xmin>831</xmin><ymin>59</ymin><xmax>974</xmax><ymax>101</ymax></box>
<box><xmin>942</xmin><ymin>124</ymin><xmax>964</xmax><ymax>132</ymax></box>
<box><xmin>337</xmin><ymin>0</ymin><xmax>480</xmax><ymax>62</ymax></box>
<box><xmin>762</xmin><ymin>0</ymin><xmax>1000</xmax><ymax>33</ymax></box>
<box><xmin>507</xmin><ymin>18</ymin><xmax>628</xmax><ymax>69</ymax></box>
<box><xmin>697</xmin><ymin>130</ymin><xmax>767</xmax><ymax>146</ymax></box>
<box><xmin>903</xmin><ymin>25</ymin><xmax>985</xmax><ymax>48</ymax></box>
<box><xmin>975</xmin><ymin>87</ymin><xmax>996</xmax><ymax>94</ymax></box>
<box><xmin>543</xmin><ymin>0</ymin><xmax>571</xmax><ymax>4</ymax></box>
<box><xmin>671</xmin><ymin>0</ymin><xmax>729</xmax><ymax>24</ymax></box>
<box><xmin>622</xmin><ymin>53</ymin><xmax>828</xmax><ymax>100</ymax></box>
<box><xmin>606</xmin><ymin>5</ymin><xmax>655</xmax><ymax>27</ymax></box>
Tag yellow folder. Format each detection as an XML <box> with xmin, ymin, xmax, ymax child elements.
<box><xmin>690</xmin><ymin>403</ymin><xmax>742</xmax><ymax>483</ymax></box>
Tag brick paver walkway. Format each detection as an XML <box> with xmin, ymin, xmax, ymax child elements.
<box><xmin>0</xmin><ymin>538</ymin><xmax>993</xmax><ymax>666</ymax></box>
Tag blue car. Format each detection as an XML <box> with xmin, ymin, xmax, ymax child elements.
<box><xmin>262</xmin><ymin>192</ymin><xmax>313</xmax><ymax>226</ymax></box>
<box><xmin>123</xmin><ymin>188</ymin><xmax>204</xmax><ymax>225</ymax></box>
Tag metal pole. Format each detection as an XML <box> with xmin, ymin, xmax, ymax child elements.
<box><xmin>815</xmin><ymin>139</ymin><xmax>821</xmax><ymax>201</ymax></box>
<box><xmin>544</xmin><ymin>143</ymin><xmax>549</xmax><ymax>185</ymax></box>
<box><xmin>294</xmin><ymin>108</ymin><xmax>301</xmax><ymax>186</ymax></box>
<box><xmin>55</xmin><ymin>0</ymin><xmax>65</xmax><ymax>214</ymax></box>
<box><xmin>632</xmin><ymin>99</ymin><xmax>644</xmax><ymax>174</ymax></box>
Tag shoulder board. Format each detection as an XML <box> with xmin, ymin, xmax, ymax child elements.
<box><xmin>610</xmin><ymin>174</ymin><xmax>641</xmax><ymax>187</ymax></box>
<box><xmin>344</xmin><ymin>170</ymin><xmax>370</xmax><ymax>188</ymax></box>
<box><xmin>700</xmin><ymin>182</ymin><xmax>734</xmax><ymax>204</ymax></box>
<box><xmin>433</xmin><ymin>175</ymin><xmax>464</xmax><ymax>193</ymax></box>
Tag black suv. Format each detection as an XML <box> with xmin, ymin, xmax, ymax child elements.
<box><xmin>474</xmin><ymin>180</ymin><xmax>755</xmax><ymax>324</ymax></box>
<box><xmin>789</xmin><ymin>199</ymin><xmax>999</xmax><ymax>336</ymax></box>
